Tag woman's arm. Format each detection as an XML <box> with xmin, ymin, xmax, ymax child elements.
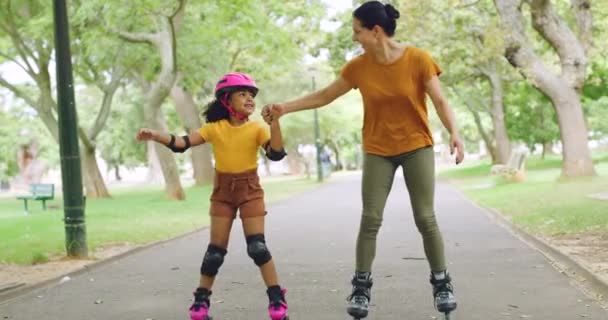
<box><xmin>425</xmin><ymin>76</ymin><xmax>465</xmax><ymax>164</ymax></box>
<box><xmin>263</xmin><ymin>77</ymin><xmax>352</xmax><ymax>121</ymax></box>
<box><xmin>284</xmin><ymin>77</ymin><xmax>352</xmax><ymax>113</ymax></box>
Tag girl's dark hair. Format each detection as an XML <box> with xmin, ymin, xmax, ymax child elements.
<box><xmin>353</xmin><ymin>1</ymin><xmax>400</xmax><ymax>37</ymax></box>
<box><xmin>203</xmin><ymin>99</ymin><xmax>229</xmax><ymax>123</ymax></box>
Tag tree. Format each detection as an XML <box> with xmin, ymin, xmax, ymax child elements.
<box><xmin>101</xmin><ymin>0</ymin><xmax>187</xmax><ymax>200</ymax></box>
<box><xmin>493</xmin><ymin>0</ymin><xmax>595</xmax><ymax>178</ymax></box>
<box><xmin>0</xmin><ymin>0</ymin><xmax>121</xmax><ymax>198</ymax></box>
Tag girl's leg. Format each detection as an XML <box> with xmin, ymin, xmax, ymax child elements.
<box><xmin>242</xmin><ymin>216</ymin><xmax>288</xmax><ymax>320</ymax></box>
<box><xmin>191</xmin><ymin>216</ymin><xmax>234</xmax><ymax>320</ymax></box>
<box><xmin>398</xmin><ymin>146</ymin><xmax>445</xmax><ymax>271</ymax></box>
<box><xmin>241</xmin><ymin>216</ymin><xmax>278</xmax><ymax>286</ymax></box>
<box><xmin>356</xmin><ymin>153</ymin><xmax>398</xmax><ymax>272</ymax></box>
<box><xmin>199</xmin><ymin>216</ymin><xmax>234</xmax><ymax>289</ymax></box>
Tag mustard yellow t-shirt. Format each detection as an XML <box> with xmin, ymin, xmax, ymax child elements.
<box><xmin>197</xmin><ymin>119</ymin><xmax>270</xmax><ymax>173</ymax></box>
<box><xmin>340</xmin><ymin>46</ymin><xmax>441</xmax><ymax>156</ymax></box>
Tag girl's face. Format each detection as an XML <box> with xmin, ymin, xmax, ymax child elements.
<box><xmin>229</xmin><ymin>89</ymin><xmax>256</xmax><ymax>116</ymax></box>
<box><xmin>352</xmin><ymin>18</ymin><xmax>379</xmax><ymax>51</ymax></box>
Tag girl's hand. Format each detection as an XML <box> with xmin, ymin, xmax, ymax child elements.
<box><xmin>136</xmin><ymin>128</ymin><xmax>158</xmax><ymax>142</ymax></box>
<box><xmin>262</xmin><ymin>105</ymin><xmax>273</xmax><ymax>124</ymax></box>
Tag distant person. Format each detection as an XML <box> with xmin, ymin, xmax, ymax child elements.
<box><xmin>137</xmin><ymin>72</ymin><xmax>289</xmax><ymax>320</ymax></box>
<box><xmin>262</xmin><ymin>2</ymin><xmax>464</xmax><ymax>319</ymax></box>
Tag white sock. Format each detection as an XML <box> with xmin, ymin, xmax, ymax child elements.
<box><xmin>433</xmin><ymin>270</ymin><xmax>446</xmax><ymax>280</ymax></box>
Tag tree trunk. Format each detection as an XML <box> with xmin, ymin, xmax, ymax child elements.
<box><xmin>467</xmin><ymin>106</ymin><xmax>498</xmax><ymax>163</ymax></box>
<box><xmin>170</xmin><ymin>85</ymin><xmax>214</xmax><ymax>185</ymax></box>
<box><xmin>326</xmin><ymin>140</ymin><xmax>342</xmax><ymax>170</ymax></box>
<box><xmin>144</xmin><ymin>98</ymin><xmax>185</xmax><ymax>200</ymax></box>
<box><xmin>493</xmin><ymin>0</ymin><xmax>595</xmax><ymax>178</ymax></box>
<box><xmin>488</xmin><ymin>72</ymin><xmax>511</xmax><ymax>164</ymax></box>
<box><xmin>81</xmin><ymin>147</ymin><xmax>110</xmax><ymax>198</ymax></box>
<box><xmin>114</xmin><ymin>0</ymin><xmax>186</xmax><ymax>199</ymax></box>
<box><xmin>554</xmin><ymin>89</ymin><xmax>595</xmax><ymax>177</ymax></box>
<box><xmin>114</xmin><ymin>164</ymin><xmax>122</xmax><ymax>181</ymax></box>
<box><xmin>542</xmin><ymin>141</ymin><xmax>554</xmax><ymax>159</ymax></box>
<box><xmin>146</xmin><ymin>141</ymin><xmax>165</xmax><ymax>184</ymax></box>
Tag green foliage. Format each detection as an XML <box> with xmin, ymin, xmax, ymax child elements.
<box><xmin>504</xmin><ymin>81</ymin><xmax>560</xmax><ymax>151</ymax></box>
<box><xmin>96</xmin><ymin>89</ymin><xmax>147</xmax><ymax>169</ymax></box>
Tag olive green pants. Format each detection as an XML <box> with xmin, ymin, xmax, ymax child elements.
<box><xmin>356</xmin><ymin>146</ymin><xmax>446</xmax><ymax>272</ymax></box>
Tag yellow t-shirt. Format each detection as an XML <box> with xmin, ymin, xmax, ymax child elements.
<box><xmin>197</xmin><ymin>119</ymin><xmax>270</xmax><ymax>173</ymax></box>
<box><xmin>340</xmin><ymin>46</ymin><xmax>441</xmax><ymax>156</ymax></box>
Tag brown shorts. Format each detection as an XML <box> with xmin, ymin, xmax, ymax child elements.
<box><xmin>209</xmin><ymin>169</ymin><xmax>266</xmax><ymax>219</ymax></box>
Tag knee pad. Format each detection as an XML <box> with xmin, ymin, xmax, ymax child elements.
<box><xmin>200</xmin><ymin>244</ymin><xmax>227</xmax><ymax>276</ymax></box>
<box><xmin>246</xmin><ymin>234</ymin><xmax>272</xmax><ymax>266</ymax></box>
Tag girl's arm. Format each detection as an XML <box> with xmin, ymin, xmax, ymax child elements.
<box><xmin>424</xmin><ymin>76</ymin><xmax>465</xmax><ymax>164</ymax></box>
<box><xmin>265</xmin><ymin>118</ymin><xmax>286</xmax><ymax>161</ymax></box>
<box><xmin>136</xmin><ymin>128</ymin><xmax>205</xmax><ymax>153</ymax></box>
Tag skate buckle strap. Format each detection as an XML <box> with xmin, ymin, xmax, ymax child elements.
<box><xmin>348</xmin><ymin>287</ymin><xmax>370</xmax><ymax>301</ymax></box>
<box><xmin>352</xmin><ymin>277</ymin><xmax>373</xmax><ymax>289</ymax></box>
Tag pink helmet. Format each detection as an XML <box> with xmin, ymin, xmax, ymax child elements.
<box><xmin>214</xmin><ymin>72</ymin><xmax>258</xmax><ymax>98</ymax></box>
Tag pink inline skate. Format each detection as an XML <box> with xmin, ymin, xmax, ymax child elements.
<box><xmin>267</xmin><ymin>285</ymin><xmax>289</xmax><ymax>320</ymax></box>
<box><xmin>189</xmin><ymin>287</ymin><xmax>212</xmax><ymax>320</ymax></box>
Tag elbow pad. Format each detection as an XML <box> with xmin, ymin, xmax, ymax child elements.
<box><xmin>166</xmin><ymin>134</ymin><xmax>191</xmax><ymax>153</ymax></box>
<box><xmin>265</xmin><ymin>143</ymin><xmax>287</xmax><ymax>161</ymax></box>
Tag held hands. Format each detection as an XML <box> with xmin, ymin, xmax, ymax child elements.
<box><xmin>261</xmin><ymin>103</ymin><xmax>286</xmax><ymax>124</ymax></box>
<box><xmin>450</xmin><ymin>134</ymin><xmax>465</xmax><ymax>165</ymax></box>
<box><xmin>136</xmin><ymin>128</ymin><xmax>158</xmax><ymax>142</ymax></box>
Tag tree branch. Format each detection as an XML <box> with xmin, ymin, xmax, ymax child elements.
<box><xmin>571</xmin><ymin>0</ymin><xmax>592</xmax><ymax>55</ymax></box>
<box><xmin>109</xmin><ymin>25</ymin><xmax>157</xmax><ymax>44</ymax></box>
<box><xmin>88</xmin><ymin>67</ymin><xmax>125</xmax><ymax>140</ymax></box>
<box><xmin>0</xmin><ymin>51</ymin><xmax>33</xmax><ymax>78</ymax></box>
<box><xmin>3</xmin><ymin>2</ymin><xmax>39</xmax><ymax>74</ymax></box>
<box><xmin>528</xmin><ymin>0</ymin><xmax>586</xmax><ymax>86</ymax></box>
<box><xmin>494</xmin><ymin>0</ymin><xmax>569</xmax><ymax>96</ymax></box>
<box><xmin>170</xmin><ymin>0</ymin><xmax>186</xmax><ymax>20</ymax></box>
<box><xmin>0</xmin><ymin>74</ymin><xmax>37</xmax><ymax>107</ymax></box>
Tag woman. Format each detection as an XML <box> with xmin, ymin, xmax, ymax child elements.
<box><xmin>262</xmin><ymin>1</ymin><xmax>463</xmax><ymax>318</ymax></box>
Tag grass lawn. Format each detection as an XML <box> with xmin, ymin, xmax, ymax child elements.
<box><xmin>439</xmin><ymin>152</ymin><xmax>608</xmax><ymax>236</ymax></box>
<box><xmin>0</xmin><ymin>175</ymin><xmax>319</xmax><ymax>265</ymax></box>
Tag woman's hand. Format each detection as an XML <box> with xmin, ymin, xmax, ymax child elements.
<box><xmin>450</xmin><ymin>134</ymin><xmax>465</xmax><ymax>164</ymax></box>
<box><xmin>262</xmin><ymin>104</ymin><xmax>285</xmax><ymax>124</ymax></box>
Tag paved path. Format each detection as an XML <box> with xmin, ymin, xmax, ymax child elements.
<box><xmin>1</xmin><ymin>174</ymin><xmax>607</xmax><ymax>319</ymax></box>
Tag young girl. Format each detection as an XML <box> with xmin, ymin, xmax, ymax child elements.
<box><xmin>136</xmin><ymin>72</ymin><xmax>289</xmax><ymax>320</ymax></box>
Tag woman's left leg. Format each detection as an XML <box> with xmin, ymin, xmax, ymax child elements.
<box><xmin>398</xmin><ymin>146</ymin><xmax>445</xmax><ymax>271</ymax></box>
<box><xmin>398</xmin><ymin>146</ymin><xmax>457</xmax><ymax>313</ymax></box>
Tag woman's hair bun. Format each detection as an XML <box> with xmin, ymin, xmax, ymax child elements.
<box><xmin>385</xmin><ymin>4</ymin><xmax>400</xmax><ymax>19</ymax></box>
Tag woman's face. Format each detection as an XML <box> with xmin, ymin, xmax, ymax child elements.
<box><xmin>352</xmin><ymin>18</ymin><xmax>377</xmax><ymax>50</ymax></box>
<box><xmin>229</xmin><ymin>90</ymin><xmax>256</xmax><ymax>116</ymax></box>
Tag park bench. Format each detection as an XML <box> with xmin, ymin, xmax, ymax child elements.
<box><xmin>16</xmin><ymin>183</ymin><xmax>55</xmax><ymax>214</ymax></box>
<box><xmin>490</xmin><ymin>150</ymin><xmax>527</xmax><ymax>182</ymax></box>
